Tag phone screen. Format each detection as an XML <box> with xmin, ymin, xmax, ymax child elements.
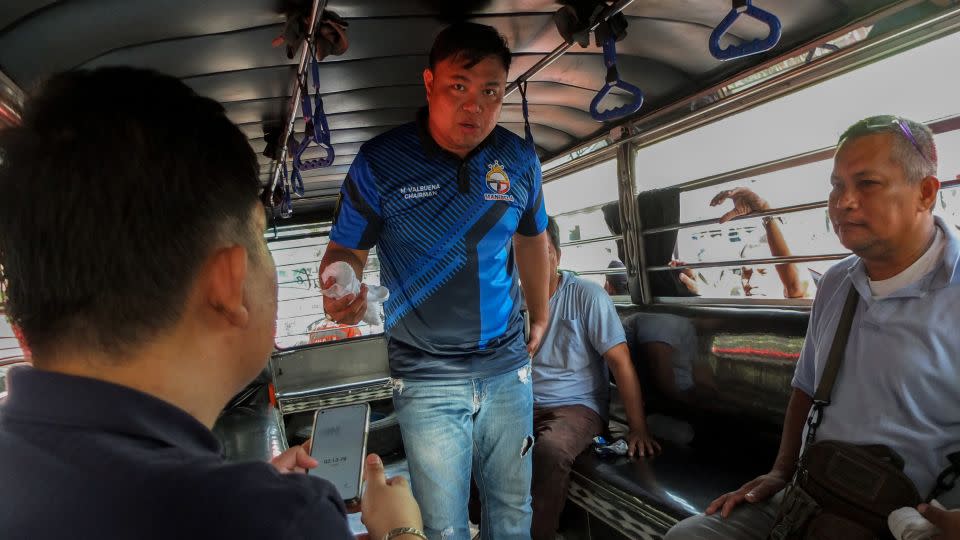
<box><xmin>309</xmin><ymin>403</ymin><xmax>370</xmax><ymax>503</ymax></box>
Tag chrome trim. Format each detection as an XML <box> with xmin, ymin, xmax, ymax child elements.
<box><xmin>618</xmin><ymin>144</ymin><xmax>649</xmax><ymax>304</ymax></box>
<box><xmin>575</xmin><ymin>269</ymin><xmax>627</xmax><ymax>276</ymax></box>
<box><xmin>559</xmin><ymin>234</ymin><xmax>622</xmax><ymax>248</ymax></box>
<box><xmin>645</xmin><ymin>174</ymin><xmax>960</xmax><ymax>236</ymax></box>
<box><xmin>543</xmin><ymin>147</ymin><xmax>619</xmax><ymax>184</ymax></box>
<box><xmin>504</xmin><ymin>0</ymin><xmax>636</xmax><ymax>98</ymax></box>
<box><xmin>648</xmin><ymin>253</ymin><xmax>849</xmax><ymax>272</ymax></box>
<box><xmin>268</xmin><ymin>0</ymin><xmax>329</xmax><ymax>194</ymax></box>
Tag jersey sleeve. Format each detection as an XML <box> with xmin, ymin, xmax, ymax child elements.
<box><xmin>517</xmin><ymin>150</ymin><xmax>548</xmax><ymax>237</ymax></box>
<box><xmin>329</xmin><ymin>151</ymin><xmax>383</xmax><ymax>250</ymax></box>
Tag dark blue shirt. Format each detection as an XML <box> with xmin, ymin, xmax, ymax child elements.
<box><xmin>0</xmin><ymin>366</ymin><xmax>353</xmax><ymax>540</ymax></box>
<box><xmin>330</xmin><ymin>111</ymin><xmax>548</xmax><ymax>379</ymax></box>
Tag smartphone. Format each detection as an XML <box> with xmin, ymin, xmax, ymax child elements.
<box><xmin>308</xmin><ymin>402</ymin><xmax>371</xmax><ymax>505</ymax></box>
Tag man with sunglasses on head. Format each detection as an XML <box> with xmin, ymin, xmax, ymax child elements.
<box><xmin>320</xmin><ymin>22</ymin><xmax>550</xmax><ymax>540</ymax></box>
<box><xmin>665</xmin><ymin>115</ymin><xmax>960</xmax><ymax>539</ymax></box>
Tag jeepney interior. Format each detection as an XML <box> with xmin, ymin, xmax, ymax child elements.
<box><xmin>2</xmin><ymin>1</ymin><xmax>959</xmax><ymax>538</ymax></box>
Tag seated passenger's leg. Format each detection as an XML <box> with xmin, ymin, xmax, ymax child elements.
<box><xmin>472</xmin><ymin>366</ymin><xmax>535</xmax><ymax>540</ymax></box>
<box><xmin>393</xmin><ymin>378</ymin><xmax>475</xmax><ymax>540</ymax></box>
<box><xmin>663</xmin><ymin>492</ymin><xmax>782</xmax><ymax>540</ymax></box>
<box><xmin>530</xmin><ymin>405</ymin><xmax>604</xmax><ymax>540</ymax></box>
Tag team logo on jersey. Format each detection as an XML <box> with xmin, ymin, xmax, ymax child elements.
<box><xmin>484</xmin><ymin>160</ymin><xmax>515</xmax><ymax>202</ymax></box>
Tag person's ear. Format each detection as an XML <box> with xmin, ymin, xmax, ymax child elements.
<box><xmin>918</xmin><ymin>175</ymin><xmax>940</xmax><ymax>212</ymax></box>
<box><xmin>203</xmin><ymin>245</ymin><xmax>250</xmax><ymax>329</ymax></box>
<box><xmin>423</xmin><ymin>68</ymin><xmax>434</xmax><ymax>101</ymax></box>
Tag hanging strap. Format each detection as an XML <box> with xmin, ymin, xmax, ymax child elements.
<box><xmin>292</xmin><ymin>48</ymin><xmax>335</xmax><ymax>173</ymax></box>
<box><xmin>589</xmin><ymin>36</ymin><xmax>644</xmax><ymax>122</ymax></box>
<box><xmin>709</xmin><ymin>0</ymin><xmax>782</xmax><ymax>61</ymax></box>
<box><xmin>518</xmin><ymin>81</ymin><xmax>534</xmax><ymax>146</ymax></box>
<box><xmin>805</xmin><ymin>284</ymin><xmax>859</xmax><ymax>446</ymax></box>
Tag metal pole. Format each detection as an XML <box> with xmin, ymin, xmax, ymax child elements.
<box><xmin>268</xmin><ymin>0</ymin><xmax>329</xmax><ymax>195</ymax></box>
<box><xmin>504</xmin><ymin>0</ymin><xmax>636</xmax><ymax>98</ymax></box>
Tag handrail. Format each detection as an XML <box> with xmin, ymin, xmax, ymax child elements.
<box><xmin>504</xmin><ymin>0</ymin><xmax>636</xmax><ymax>98</ymax></box>
<box><xmin>550</xmin><ymin>199</ymin><xmax>617</xmax><ymax>219</ymax></box>
<box><xmin>559</xmin><ymin>234</ymin><xmax>621</xmax><ymax>248</ymax></box>
<box><xmin>641</xmin><ymin>158</ymin><xmax>960</xmax><ymax>236</ymax></box>
<box><xmin>708</xmin><ymin>0</ymin><xmax>782</xmax><ymax>61</ymax></box>
<box><xmin>574</xmin><ymin>269</ymin><xmax>627</xmax><ymax>276</ymax></box>
<box><xmin>268</xmin><ymin>0</ymin><xmax>328</xmax><ymax>196</ymax></box>
<box><xmin>648</xmin><ymin>253</ymin><xmax>849</xmax><ymax>273</ymax></box>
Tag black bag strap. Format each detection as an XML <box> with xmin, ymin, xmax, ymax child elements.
<box><xmin>805</xmin><ymin>284</ymin><xmax>859</xmax><ymax>447</ymax></box>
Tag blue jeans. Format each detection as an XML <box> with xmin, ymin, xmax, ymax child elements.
<box><xmin>392</xmin><ymin>364</ymin><xmax>534</xmax><ymax>540</ymax></box>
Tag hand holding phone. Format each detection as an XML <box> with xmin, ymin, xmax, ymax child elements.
<box><xmin>308</xmin><ymin>403</ymin><xmax>370</xmax><ymax>505</ymax></box>
<box><xmin>360</xmin><ymin>454</ymin><xmax>423</xmax><ymax>540</ymax></box>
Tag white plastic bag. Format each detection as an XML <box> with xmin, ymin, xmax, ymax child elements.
<box><xmin>319</xmin><ymin>261</ymin><xmax>389</xmax><ymax>326</ymax></box>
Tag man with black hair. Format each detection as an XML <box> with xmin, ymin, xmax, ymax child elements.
<box><xmin>604</xmin><ymin>259</ymin><xmax>629</xmax><ymax>296</ymax></box>
<box><xmin>530</xmin><ymin>217</ymin><xmax>659</xmax><ymax>540</ymax></box>
<box><xmin>321</xmin><ymin>22</ymin><xmax>551</xmax><ymax>540</ymax></box>
<box><xmin>0</xmin><ymin>67</ymin><xmax>422</xmax><ymax>540</ymax></box>
<box><xmin>666</xmin><ymin>116</ymin><xmax>960</xmax><ymax>538</ymax></box>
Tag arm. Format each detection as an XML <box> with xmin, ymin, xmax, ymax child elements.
<box><xmin>514</xmin><ymin>232</ymin><xmax>551</xmax><ymax>355</ymax></box>
<box><xmin>706</xmin><ymin>387</ymin><xmax>812</xmax><ymax>517</ymax></box>
<box><xmin>319</xmin><ymin>241</ymin><xmax>371</xmax><ymax>325</ymax></box>
<box><xmin>763</xmin><ymin>217</ymin><xmax>807</xmax><ymax>298</ymax></box>
<box><xmin>604</xmin><ymin>343</ymin><xmax>661</xmax><ymax>458</ymax></box>
<box><xmin>711</xmin><ymin>188</ymin><xmax>806</xmax><ymax>298</ymax></box>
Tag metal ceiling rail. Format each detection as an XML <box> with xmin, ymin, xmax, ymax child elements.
<box><xmin>504</xmin><ymin>0</ymin><xmax>636</xmax><ymax>99</ymax></box>
<box><xmin>539</xmin><ymin>0</ymin><xmax>943</xmax><ymax>172</ymax></box>
<box><xmin>560</xmin><ymin>234</ymin><xmax>622</xmax><ymax>248</ymax></box>
<box><xmin>267</xmin><ymin>0</ymin><xmax>328</xmax><ymax>195</ymax></box>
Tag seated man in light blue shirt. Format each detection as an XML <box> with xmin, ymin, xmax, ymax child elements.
<box><xmin>530</xmin><ymin>217</ymin><xmax>660</xmax><ymax>540</ymax></box>
<box><xmin>666</xmin><ymin>115</ymin><xmax>960</xmax><ymax>539</ymax></box>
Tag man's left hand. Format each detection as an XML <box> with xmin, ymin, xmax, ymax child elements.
<box><xmin>626</xmin><ymin>428</ymin><xmax>661</xmax><ymax>459</ymax></box>
<box><xmin>919</xmin><ymin>503</ymin><xmax>960</xmax><ymax>538</ymax></box>
<box><xmin>527</xmin><ymin>320</ymin><xmax>547</xmax><ymax>357</ymax></box>
<box><xmin>270</xmin><ymin>441</ymin><xmax>318</xmax><ymax>474</ymax></box>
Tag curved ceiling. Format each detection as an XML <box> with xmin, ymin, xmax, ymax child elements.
<box><xmin>0</xmin><ymin>0</ymin><xmax>900</xmax><ymax>218</ymax></box>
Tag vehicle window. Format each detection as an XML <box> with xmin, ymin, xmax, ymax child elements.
<box><xmin>268</xmin><ymin>224</ymin><xmax>383</xmax><ymax>349</ymax></box>
<box><xmin>633</xmin><ymin>28</ymin><xmax>960</xmax><ymax>302</ymax></box>
<box><xmin>544</xmin><ymin>159</ymin><xmax>625</xmax><ymax>292</ymax></box>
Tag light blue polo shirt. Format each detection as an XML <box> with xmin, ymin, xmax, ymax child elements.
<box><xmin>532</xmin><ymin>271</ymin><xmax>626</xmax><ymax>417</ymax></box>
<box><xmin>792</xmin><ymin>216</ymin><xmax>960</xmax><ymax>499</ymax></box>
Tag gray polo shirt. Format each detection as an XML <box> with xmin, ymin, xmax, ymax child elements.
<box><xmin>532</xmin><ymin>271</ymin><xmax>626</xmax><ymax>416</ymax></box>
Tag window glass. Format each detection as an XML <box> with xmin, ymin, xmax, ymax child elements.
<box><xmin>269</xmin><ymin>227</ymin><xmax>383</xmax><ymax>349</ymax></box>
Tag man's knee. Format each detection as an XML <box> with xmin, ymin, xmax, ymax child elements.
<box><xmin>532</xmin><ymin>435</ymin><xmax>578</xmax><ymax>470</ymax></box>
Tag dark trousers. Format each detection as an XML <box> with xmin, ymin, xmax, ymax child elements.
<box><xmin>531</xmin><ymin>404</ymin><xmax>605</xmax><ymax>540</ymax></box>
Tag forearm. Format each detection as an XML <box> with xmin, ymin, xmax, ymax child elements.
<box><xmin>319</xmin><ymin>240</ymin><xmax>368</xmax><ymax>280</ymax></box>
<box><xmin>605</xmin><ymin>344</ymin><xmax>648</xmax><ymax>432</ymax></box>
<box><xmin>514</xmin><ymin>232</ymin><xmax>550</xmax><ymax>325</ymax></box>
<box><xmin>764</xmin><ymin>219</ymin><xmax>804</xmax><ymax>298</ymax></box>
<box><xmin>772</xmin><ymin>388</ymin><xmax>814</xmax><ymax>477</ymax></box>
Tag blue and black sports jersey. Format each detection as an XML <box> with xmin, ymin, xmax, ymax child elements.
<box><xmin>330</xmin><ymin>110</ymin><xmax>548</xmax><ymax>379</ymax></box>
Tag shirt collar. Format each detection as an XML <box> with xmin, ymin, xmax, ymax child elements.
<box><xmin>1</xmin><ymin>365</ymin><xmax>221</xmax><ymax>456</ymax></box>
<box><xmin>415</xmin><ymin>107</ymin><xmax>496</xmax><ymax>163</ymax></box>
<box><xmin>847</xmin><ymin>216</ymin><xmax>960</xmax><ymax>299</ymax></box>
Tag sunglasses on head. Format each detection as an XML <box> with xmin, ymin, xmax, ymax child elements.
<box><xmin>862</xmin><ymin>116</ymin><xmax>930</xmax><ymax>164</ymax></box>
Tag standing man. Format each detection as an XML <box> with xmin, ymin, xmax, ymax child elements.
<box><xmin>321</xmin><ymin>22</ymin><xmax>551</xmax><ymax>540</ymax></box>
<box><xmin>665</xmin><ymin>115</ymin><xmax>960</xmax><ymax>538</ymax></box>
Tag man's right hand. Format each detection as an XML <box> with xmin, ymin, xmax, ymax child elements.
<box><xmin>360</xmin><ymin>454</ymin><xmax>422</xmax><ymax>540</ymax></box>
<box><xmin>705</xmin><ymin>471</ymin><xmax>789</xmax><ymax>518</ymax></box>
<box><xmin>322</xmin><ymin>278</ymin><xmax>368</xmax><ymax>325</ymax></box>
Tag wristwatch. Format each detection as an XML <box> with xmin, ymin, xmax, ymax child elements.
<box><xmin>761</xmin><ymin>216</ymin><xmax>782</xmax><ymax>227</ymax></box>
<box><xmin>383</xmin><ymin>527</ymin><xmax>428</xmax><ymax>540</ymax></box>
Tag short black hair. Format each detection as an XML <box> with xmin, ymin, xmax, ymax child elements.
<box><xmin>0</xmin><ymin>67</ymin><xmax>261</xmax><ymax>358</ymax></box>
<box><xmin>546</xmin><ymin>216</ymin><xmax>561</xmax><ymax>252</ymax></box>
<box><xmin>605</xmin><ymin>260</ymin><xmax>628</xmax><ymax>295</ymax></box>
<box><xmin>429</xmin><ymin>22</ymin><xmax>511</xmax><ymax>72</ymax></box>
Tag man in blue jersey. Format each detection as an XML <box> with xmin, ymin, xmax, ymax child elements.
<box><xmin>321</xmin><ymin>22</ymin><xmax>551</xmax><ymax>540</ymax></box>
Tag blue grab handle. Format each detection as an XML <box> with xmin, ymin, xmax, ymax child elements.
<box><xmin>279</xmin><ymin>160</ymin><xmax>293</xmax><ymax>218</ymax></box>
<box><xmin>590</xmin><ymin>37</ymin><xmax>644</xmax><ymax>122</ymax></box>
<box><xmin>709</xmin><ymin>1</ymin><xmax>782</xmax><ymax>61</ymax></box>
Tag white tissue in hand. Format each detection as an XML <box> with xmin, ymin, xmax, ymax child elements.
<box><xmin>319</xmin><ymin>261</ymin><xmax>390</xmax><ymax>326</ymax></box>
<box><xmin>888</xmin><ymin>501</ymin><xmax>944</xmax><ymax>540</ymax></box>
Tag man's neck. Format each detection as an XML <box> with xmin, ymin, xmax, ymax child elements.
<box><xmin>862</xmin><ymin>220</ymin><xmax>938</xmax><ymax>281</ymax></box>
<box><xmin>427</xmin><ymin>121</ymin><xmax>470</xmax><ymax>159</ymax></box>
<box><xmin>36</xmin><ymin>341</ymin><xmax>231</xmax><ymax>428</ymax></box>
<box><xmin>549</xmin><ymin>270</ymin><xmax>562</xmax><ymax>298</ymax></box>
